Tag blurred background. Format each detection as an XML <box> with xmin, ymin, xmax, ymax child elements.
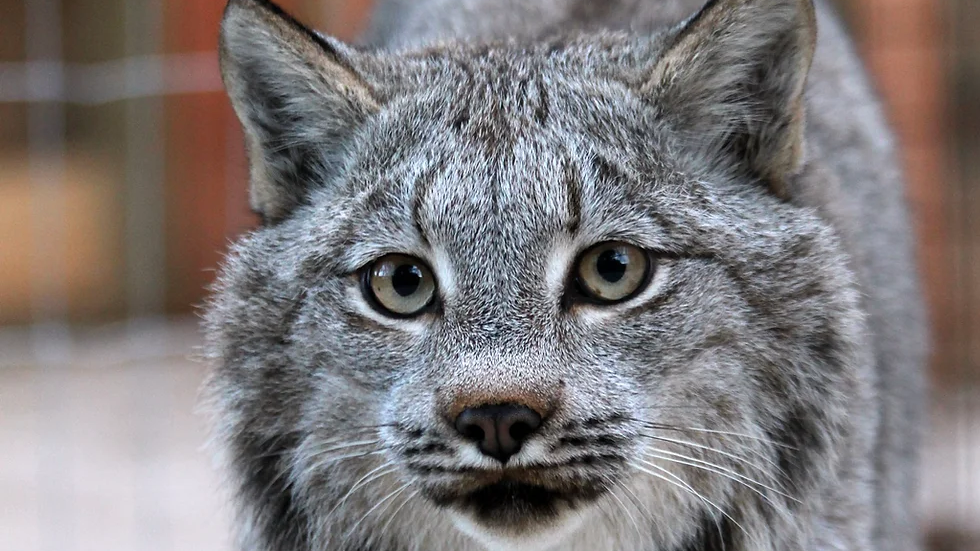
<box><xmin>0</xmin><ymin>0</ymin><xmax>976</xmax><ymax>549</ymax></box>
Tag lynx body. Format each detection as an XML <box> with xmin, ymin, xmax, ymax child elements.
<box><xmin>206</xmin><ymin>0</ymin><xmax>926</xmax><ymax>549</ymax></box>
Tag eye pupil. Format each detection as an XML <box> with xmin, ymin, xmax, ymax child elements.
<box><xmin>596</xmin><ymin>249</ymin><xmax>628</xmax><ymax>283</ymax></box>
<box><xmin>392</xmin><ymin>264</ymin><xmax>423</xmax><ymax>297</ymax></box>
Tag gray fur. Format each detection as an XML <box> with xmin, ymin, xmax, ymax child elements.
<box><xmin>206</xmin><ymin>0</ymin><xmax>926</xmax><ymax>549</ymax></box>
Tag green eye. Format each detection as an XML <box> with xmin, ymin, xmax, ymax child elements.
<box><xmin>575</xmin><ymin>242</ymin><xmax>650</xmax><ymax>303</ymax></box>
<box><xmin>363</xmin><ymin>254</ymin><xmax>437</xmax><ymax>317</ymax></box>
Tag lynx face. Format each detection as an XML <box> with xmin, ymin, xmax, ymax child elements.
<box><xmin>207</xmin><ymin>0</ymin><xmax>872</xmax><ymax>550</ymax></box>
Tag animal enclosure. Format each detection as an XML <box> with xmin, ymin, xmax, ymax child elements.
<box><xmin>0</xmin><ymin>0</ymin><xmax>977</xmax><ymax>549</ymax></box>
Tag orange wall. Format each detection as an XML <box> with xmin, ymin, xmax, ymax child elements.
<box><xmin>0</xmin><ymin>0</ymin><xmax>949</xmax><ymax>340</ymax></box>
<box><xmin>846</xmin><ymin>0</ymin><xmax>951</xmax><ymax>373</ymax></box>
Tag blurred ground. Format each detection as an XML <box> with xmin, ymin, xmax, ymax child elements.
<box><xmin>1</xmin><ymin>323</ymin><xmax>978</xmax><ymax>551</ymax></box>
<box><xmin>0</xmin><ymin>322</ymin><xmax>231</xmax><ymax>551</ymax></box>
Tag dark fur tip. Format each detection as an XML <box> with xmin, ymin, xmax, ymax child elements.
<box><xmin>223</xmin><ymin>0</ymin><xmax>332</xmax><ymax>51</ymax></box>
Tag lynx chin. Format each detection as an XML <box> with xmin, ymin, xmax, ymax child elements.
<box><xmin>204</xmin><ymin>0</ymin><xmax>926</xmax><ymax>549</ymax></box>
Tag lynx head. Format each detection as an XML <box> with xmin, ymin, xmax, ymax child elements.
<box><xmin>206</xmin><ymin>0</ymin><xmax>868</xmax><ymax>549</ymax></box>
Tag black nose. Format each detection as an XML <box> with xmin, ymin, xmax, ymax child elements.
<box><xmin>454</xmin><ymin>404</ymin><xmax>542</xmax><ymax>463</ymax></box>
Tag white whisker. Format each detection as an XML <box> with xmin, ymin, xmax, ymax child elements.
<box><xmin>378</xmin><ymin>488</ymin><xmax>421</xmax><ymax>538</ymax></box>
<box><xmin>312</xmin><ymin>439</ymin><xmax>383</xmax><ymax>455</ymax></box>
<box><xmin>326</xmin><ymin>462</ymin><xmax>398</xmax><ymax>519</ymax></box>
<box><xmin>641</xmin><ymin>422</ymin><xmax>796</xmax><ymax>450</ymax></box>
<box><xmin>297</xmin><ymin>449</ymin><xmax>386</xmax><ymax>482</ymax></box>
<box><xmin>342</xmin><ymin>481</ymin><xmax>413</xmax><ymax>541</ymax></box>
<box><xmin>604</xmin><ymin>476</ymin><xmax>643</xmax><ymax>540</ymax></box>
<box><xmin>615</xmin><ymin>479</ymin><xmax>655</xmax><ymax>524</ymax></box>
<box><xmin>639</xmin><ymin>432</ymin><xmax>795</xmax><ymax>495</ymax></box>
<box><xmin>631</xmin><ymin>460</ymin><xmax>742</xmax><ymax>548</ymax></box>
<box><xmin>309</xmin><ymin>427</ymin><xmax>382</xmax><ymax>446</ymax></box>
<box><xmin>642</xmin><ymin>435</ymin><xmax>799</xmax><ymax>503</ymax></box>
<box><xmin>644</xmin><ymin>448</ymin><xmax>799</xmax><ymax>507</ymax></box>
<box><xmin>255</xmin><ymin>438</ymin><xmax>380</xmax><ymax>505</ymax></box>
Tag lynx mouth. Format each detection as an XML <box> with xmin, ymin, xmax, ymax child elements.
<box><xmin>458</xmin><ymin>481</ymin><xmax>569</xmax><ymax>523</ymax></box>
<box><xmin>426</xmin><ymin>472</ymin><xmax>608</xmax><ymax>528</ymax></box>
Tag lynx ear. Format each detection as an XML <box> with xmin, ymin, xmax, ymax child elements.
<box><xmin>643</xmin><ymin>0</ymin><xmax>817</xmax><ymax>197</ymax></box>
<box><xmin>220</xmin><ymin>0</ymin><xmax>379</xmax><ymax>222</ymax></box>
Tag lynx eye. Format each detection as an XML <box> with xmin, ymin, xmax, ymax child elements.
<box><xmin>575</xmin><ymin>242</ymin><xmax>650</xmax><ymax>303</ymax></box>
<box><xmin>363</xmin><ymin>254</ymin><xmax>437</xmax><ymax>317</ymax></box>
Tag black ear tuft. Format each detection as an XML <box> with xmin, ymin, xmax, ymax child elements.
<box><xmin>643</xmin><ymin>0</ymin><xmax>817</xmax><ymax>197</ymax></box>
<box><xmin>220</xmin><ymin>0</ymin><xmax>380</xmax><ymax>222</ymax></box>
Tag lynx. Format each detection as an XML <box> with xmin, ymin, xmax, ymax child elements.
<box><xmin>205</xmin><ymin>0</ymin><xmax>927</xmax><ymax>549</ymax></box>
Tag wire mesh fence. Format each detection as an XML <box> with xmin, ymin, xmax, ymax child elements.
<box><xmin>0</xmin><ymin>0</ymin><xmax>976</xmax><ymax>549</ymax></box>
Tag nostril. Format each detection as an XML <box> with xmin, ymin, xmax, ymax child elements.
<box><xmin>462</xmin><ymin>424</ymin><xmax>485</xmax><ymax>442</ymax></box>
<box><xmin>454</xmin><ymin>409</ymin><xmax>494</xmax><ymax>444</ymax></box>
<box><xmin>509</xmin><ymin>420</ymin><xmax>534</xmax><ymax>443</ymax></box>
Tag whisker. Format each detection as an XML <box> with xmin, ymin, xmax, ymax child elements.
<box><xmin>296</xmin><ymin>449</ymin><xmax>387</xmax><ymax>483</ymax></box>
<box><xmin>637</xmin><ymin>432</ymin><xmax>793</xmax><ymax>492</ymax></box>
<box><xmin>631</xmin><ymin>460</ymin><xmax>744</xmax><ymax>547</ymax></box>
<box><xmin>635</xmin><ymin>405</ymin><xmax>714</xmax><ymax>410</ymax></box>
<box><xmin>593</xmin><ymin>484</ymin><xmax>622</xmax><ymax>535</ymax></box>
<box><xmin>614</xmin><ymin>478</ymin><xmax>655</xmax><ymax>523</ymax></box>
<box><xmin>297</xmin><ymin>438</ymin><xmax>387</xmax><ymax>476</ymax></box>
<box><xmin>345</xmin><ymin>423</ymin><xmax>402</xmax><ymax>431</ymax></box>
<box><xmin>326</xmin><ymin>462</ymin><xmax>398</xmax><ymax>519</ymax></box>
<box><xmin>378</xmin><ymin>488</ymin><xmax>421</xmax><ymax>538</ymax></box>
<box><xmin>253</xmin><ymin>436</ymin><xmax>382</xmax><ymax>506</ymax></box>
<box><xmin>645</xmin><ymin>427</ymin><xmax>798</xmax><ymax>491</ymax></box>
<box><xmin>342</xmin><ymin>481</ymin><xmax>413</xmax><ymax>541</ymax></box>
<box><xmin>626</xmin><ymin>415</ymin><xmax>797</xmax><ymax>485</ymax></box>
<box><xmin>640</xmin><ymin>422</ymin><xmax>797</xmax><ymax>451</ymax></box>
<box><xmin>310</xmin><ymin>428</ymin><xmax>383</xmax><ymax>446</ymax></box>
<box><xmin>603</xmin><ymin>476</ymin><xmax>643</xmax><ymax>540</ymax></box>
<box><xmin>311</xmin><ymin>439</ymin><xmax>384</xmax><ymax>455</ymax></box>
<box><xmin>644</xmin><ymin>449</ymin><xmax>800</xmax><ymax>510</ymax></box>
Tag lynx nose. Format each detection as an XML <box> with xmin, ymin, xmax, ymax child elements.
<box><xmin>454</xmin><ymin>404</ymin><xmax>542</xmax><ymax>464</ymax></box>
